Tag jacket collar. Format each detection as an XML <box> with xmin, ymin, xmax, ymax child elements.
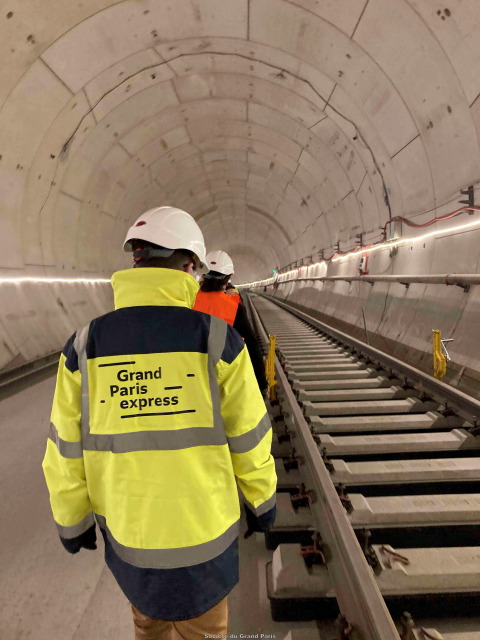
<box><xmin>111</xmin><ymin>268</ymin><xmax>200</xmax><ymax>310</ymax></box>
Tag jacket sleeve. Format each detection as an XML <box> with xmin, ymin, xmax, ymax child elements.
<box><xmin>233</xmin><ymin>303</ymin><xmax>268</xmax><ymax>393</ymax></box>
<box><xmin>42</xmin><ymin>334</ymin><xmax>95</xmax><ymax>550</ymax></box>
<box><xmin>215</xmin><ymin>324</ymin><xmax>277</xmax><ymax>529</ymax></box>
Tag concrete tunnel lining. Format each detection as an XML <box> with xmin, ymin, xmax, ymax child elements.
<box><xmin>0</xmin><ymin>0</ymin><xmax>480</xmax><ymax>375</ymax></box>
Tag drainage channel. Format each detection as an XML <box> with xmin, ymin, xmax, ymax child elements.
<box><xmin>246</xmin><ymin>293</ymin><xmax>480</xmax><ymax>640</ymax></box>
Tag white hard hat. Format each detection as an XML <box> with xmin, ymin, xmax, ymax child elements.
<box><xmin>206</xmin><ymin>250</ymin><xmax>234</xmax><ymax>276</ymax></box>
<box><xmin>124</xmin><ymin>206</ymin><xmax>207</xmax><ymax>267</ymax></box>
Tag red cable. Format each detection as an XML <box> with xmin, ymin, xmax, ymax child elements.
<box><xmin>383</xmin><ymin>206</ymin><xmax>480</xmax><ymax>235</ymax></box>
<box><xmin>285</xmin><ymin>206</ymin><xmax>480</xmax><ymax>275</ymax></box>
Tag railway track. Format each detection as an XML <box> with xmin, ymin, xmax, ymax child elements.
<box><xmin>246</xmin><ymin>293</ymin><xmax>480</xmax><ymax>640</ymax></box>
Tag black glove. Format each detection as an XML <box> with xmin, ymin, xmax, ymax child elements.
<box><xmin>243</xmin><ymin>504</ymin><xmax>276</xmax><ymax>539</ymax></box>
<box><xmin>244</xmin><ymin>505</ymin><xmax>262</xmax><ymax>539</ymax></box>
<box><xmin>60</xmin><ymin>524</ymin><xmax>97</xmax><ymax>554</ymax></box>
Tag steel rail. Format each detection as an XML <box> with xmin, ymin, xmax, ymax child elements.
<box><xmin>258</xmin><ymin>294</ymin><xmax>480</xmax><ymax>422</ymax></box>
<box><xmin>247</xmin><ymin>294</ymin><xmax>400</xmax><ymax>640</ymax></box>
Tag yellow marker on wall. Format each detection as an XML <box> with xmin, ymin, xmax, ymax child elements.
<box><xmin>265</xmin><ymin>335</ymin><xmax>277</xmax><ymax>401</ymax></box>
<box><xmin>433</xmin><ymin>329</ymin><xmax>447</xmax><ymax>380</ymax></box>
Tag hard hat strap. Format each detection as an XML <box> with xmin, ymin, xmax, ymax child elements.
<box><xmin>133</xmin><ymin>246</ymin><xmax>175</xmax><ymax>263</ymax></box>
<box><xmin>204</xmin><ymin>271</ymin><xmax>229</xmax><ymax>280</ymax></box>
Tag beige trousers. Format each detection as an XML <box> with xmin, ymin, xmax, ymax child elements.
<box><xmin>132</xmin><ymin>597</ymin><xmax>228</xmax><ymax>640</ymax></box>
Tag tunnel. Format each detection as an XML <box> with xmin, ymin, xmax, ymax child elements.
<box><xmin>1</xmin><ymin>0</ymin><xmax>479</xmax><ymax>379</ymax></box>
<box><xmin>2</xmin><ymin>1</ymin><xmax>480</xmax><ymax>639</ymax></box>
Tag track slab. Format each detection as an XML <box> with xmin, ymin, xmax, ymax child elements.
<box><xmin>331</xmin><ymin>457</ymin><xmax>480</xmax><ymax>485</ymax></box>
<box><xmin>349</xmin><ymin>493</ymin><xmax>480</xmax><ymax>527</ymax></box>
<box><xmin>270</xmin><ymin>493</ymin><xmax>314</xmax><ymax>530</ymax></box>
<box><xmin>310</xmin><ymin>412</ymin><xmax>465</xmax><ymax>432</ymax></box>
<box><xmin>304</xmin><ymin>397</ymin><xmax>436</xmax><ymax>416</ymax></box>
<box><xmin>270</xmin><ymin>544</ymin><xmax>480</xmax><ymax>597</ymax></box>
<box><xmin>318</xmin><ymin>429</ymin><xmax>480</xmax><ymax>455</ymax></box>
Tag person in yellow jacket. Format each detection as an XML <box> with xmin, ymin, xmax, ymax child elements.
<box><xmin>42</xmin><ymin>206</ymin><xmax>277</xmax><ymax>639</ymax></box>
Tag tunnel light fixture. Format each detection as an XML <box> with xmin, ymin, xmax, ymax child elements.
<box><xmin>238</xmin><ymin>214</ymin><xmax>480</xmax><ymax>288</ymax></box>
<box><xmin>0</xmin><ymin>277</ymin><xmax>111</xmax><ymax>284</ymax></box>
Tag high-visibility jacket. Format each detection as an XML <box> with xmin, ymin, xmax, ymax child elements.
<box><xmin>193</xmin><ymin>289</ymin><xmax>239</xmax><ymax>326</ymax></box>
<box><xmin>226</xmin><ymin>290</ymin><xmax>242</xmax><ymax>305</ymax></box>
<box><xmin>194</xmin><ymin>289</ymin><xmax>267</xmax><ymax>392</ymax></box>
<box><xmin>42</xmin><ymin>268</ymin><xmax>276</xmax><ymax>620</ymax></box>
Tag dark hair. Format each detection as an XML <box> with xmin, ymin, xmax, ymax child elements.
<box><xmin>200</xmin><ymin>272</ymin><xmax>230</xmax><ymax>292</ymax></box>
<box><xmin>131</xmin><ymin>240</ymin><xmax>195</xmax><ymax>270</ymax></box>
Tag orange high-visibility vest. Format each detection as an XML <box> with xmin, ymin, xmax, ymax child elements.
<box><xmin>193</xmin><ymin>290</ymin><xmax>239</xmax><ymax>326</ymax></box>
<box><xmin>226</xmin><ymin>291</ymin><xmax>242</xmax><ymax>305</ymax></box>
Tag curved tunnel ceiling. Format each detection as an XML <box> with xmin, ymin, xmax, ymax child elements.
<box><xmin>1</xmin><ymin>0</ymin><xmax>480</xmax><ymax>283</ymax></box>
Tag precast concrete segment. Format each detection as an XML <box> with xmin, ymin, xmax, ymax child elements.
<box><xmin>374</xmin><ymin>545</ymin><xmax>480</xmax><ymax>595</ymax></box>
<box><xmin>279</xmin><ymin>334</ymin><xmax>335</xmax><ymax>339</ymax></box>
<box><xmin>271</xmin><ymin>493</ymin><xmax>314</xmax><ymax>530</ymax></box>
<box><xmin>263</xmin><ymin>320</ymin><xmax>308</xmax><ymax>325</ymax></box>
<box><xmin>279</xmin><ymin>345</ymin><xmax>341</xmax><ymax>352</ymax></box>
<box><xmin>281</xmin><ymin>353</ymin><xmax>343</xmax><ymax>362</ymax></box>
<box><xmin>277</xmin><ymin>341</ymin><xmax>333</xmax><ymax>348</ymax></box>
<box><xmin>271</xmin><ymin>545</ymin><xmax>334</xmax><ymax>598</ymax></box>
<box><xmin>269</xmin><ymin>325</ymin><xmax>313</xmax><ymax>329</ymax></box>
<box><xmin>298</xmin><ymin>387</ymin><xmax>407</xmax><ymax>403</ymax></box>
<box><xmin>349</xmin><ymin>493</ymin><xmax>480</xmax><ymax>528</ymax></box>
<box><xmin>274</xmin><ymin>327</ymin><xmax>322</xmax><ymax>332</ymax></box>
<box><xmin>277</xmin><ymin>342</ymin><xmax>328</xmax><ymax>347</ymax></box>
<box><xmin>291</xmin><ymin>369</ymin><xmax>378</xmax><ymax>382</ymax></box>
<box><xmin>292</xmin><ymin>377</ymin><xmax>393</xmax><ymax>391</ymax></box>
<box><xmin>275</xmin><ymin>332</ymin><xmax>326</xmax><ymax>338</ymax></box>
<box><xmin>310</xmin><ymin>413</ymin><xmax>465</xmax><ymax>433</ymax></box>
<box><xmin>278</xmin><ymin>344</ymin><xmax>329</xmax><ymax>349</ymax></box>
<box><xmin>271</xmin><ymin>544</ymin><xmax>480</xmax><ymax>597</ymax></box>
<box><xmin>272</xmin><ymin>322</ymin><xmax>320</xmax><ymax>335</ymax></box>
<box><xmin>275</xmin><ymin>332</ymin><xmax>321</xmax><ymax>336</ymax></box>
<box><xmin>318</xmin><ymin>429</ymin><xmax>480</xmax><ymax>456</ymax></box>
<box><xmin>281</xmin><ymin>351</ymin><xmax>348</xmax><ymax>359</ymax></box>
<box><xmin>303</xmin><ymin>397</ymin><xmax>437</xmax><ymax>417</ymax></box>
<box><xmin>273</xmin><ymin>329</ymin><xmax>319</xmax><ymax>333</ymax></box>
<box><xmin>266</xmin><ymin>327</ymin><xmax>315</xmax><ymax>332</ymax></box>
<box><xmin>331</xmin><ymin>458</ymin><xmax>480</xmax><ymax>485</ymax></box>
<box><xmin>286</xmin><ymin>357</ymin><xmax>357</xmax><ymax>367</ymax></box>
<box><xmin>274</xmin><ymin>327</ymin><xmax>321</xmax><ymax>331</ymax></box>
<box><xmin>280</xmin><ymin>347</ymin><xmax>348</xmax><ymax>355</ymax></box>
<box><xmin>275</xmin><ymin>458</ymin><xmax>302</xmax><ymax>489</ymax></box>
<box><xmin>267</xmin><ymin>324</ymin><xmax>313</xmax><ymax>330</ymax></box>
<box><xmin>285</xmin><ymin>362</ymin><xmax>366</xmax><ymax>373</ymax></box>
<box><xmin>282</xmin><ymin>355</ymin><xmax>349</xmax><ymax>364</ymax></box>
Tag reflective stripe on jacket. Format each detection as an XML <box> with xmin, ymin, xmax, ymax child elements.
<box><xmin>193</xmin><ymin>290</ymin><xmax>239</xmax><ymax>326</ymax></box>
<box><xmin>42</xmin><ymin>267</ymin><xmax>276</xmax><ymax>619</ymax></box>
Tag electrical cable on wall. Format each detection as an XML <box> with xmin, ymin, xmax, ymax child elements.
<box><xmin>281</xmin><ymin>205</ymin><xmax>480</xmax><ymax>272</ymax></box>
<box><xmin>242</xmin><ymin>204</ymin><xmax>480</xmax><ymax>288</ymax></box>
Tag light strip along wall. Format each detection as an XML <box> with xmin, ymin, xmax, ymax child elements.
<box><xmin>238</xmin><ymin>216</ymin><xmax>480</xmax><ymax>288</ymax></box>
